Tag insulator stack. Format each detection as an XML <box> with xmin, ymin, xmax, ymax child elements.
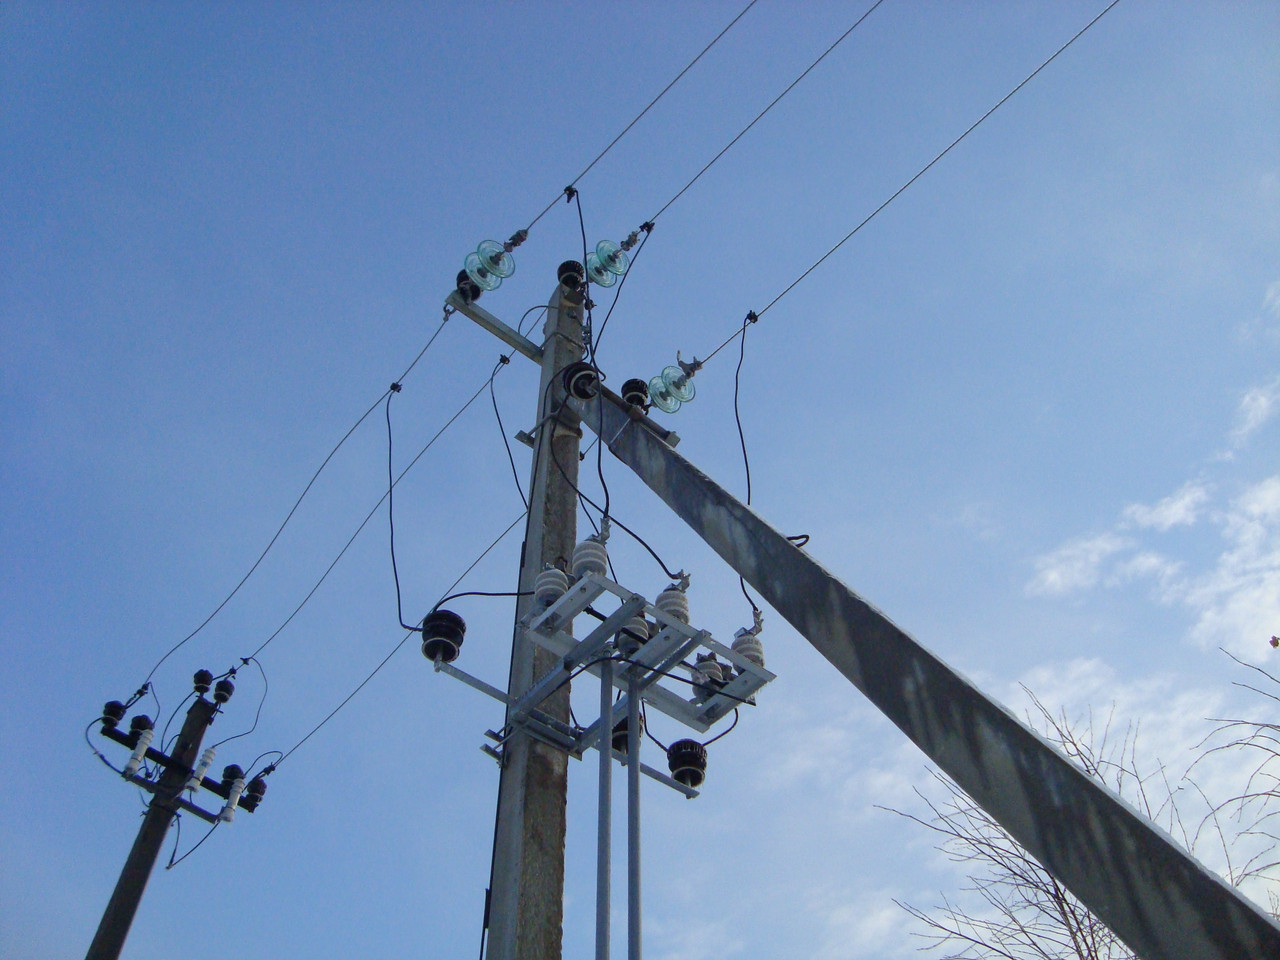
<box><xmin>534</xmin><ymin>567</ymin><xmax>570</xmax><ymax>607</ymax></box>
<box><xmin>100</xmin><ymin>700</ymin><xmax>127</xmax><ymax>730</ymax></box>
<box><xmin>572</xmin><ymin>537</ymin><xmax>609</xmax><ymax>580</ymax></box>
<box><xmin>667</xmin><ymin>739</ymin><xmax>708</xmax><ymax>788</ymax></box>
<box><xmin>655</xmin><ymin>583</ymin><xmax>689</xmax><ymax>624</ymax></box>
<box><xmin>241</xmin><ymin>776</ymin><xmax>268</xmax><ymax>812</ymax></box>
<box><xmin>193</xmin><ymin>669</ymin><xmax>213</xmax><ymax>695</ymax></box>
<box><xmin>732</xmin><ymin>627</ymin><xmax>765</xmax><ymax>670</ymax></box>
<box><xmin>694</xmin><ymin>653</ymin><xmax>727</xmax><ymax>697</ymax></box>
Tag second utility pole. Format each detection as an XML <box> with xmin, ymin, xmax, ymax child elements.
<box><xmin>486</xmin><ymin>270</ymin><xmax>584</xmax><ymax>960</ymax></box>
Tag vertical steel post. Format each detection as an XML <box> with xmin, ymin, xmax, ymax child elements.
<box><xmin>487</xmin><ymin>276</ymin><xmax>584</xmax><ymax>960</ymax></box>
<box><xmin>595</xmin><ymin>653</ymin><xmax>614</xmax><ymax>960</ymax></box>
<box><xmin>86</xmin><ymin>697</ymin><xmax>218</xmax><ymax>960</ymax></box>
<box><xmin>626</xmin><ymin>682</ymin><xmax>642</xmax><ymax>960</ymax></box>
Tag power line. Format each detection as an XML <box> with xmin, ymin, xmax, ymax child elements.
<box><xmin>700</xmin><ymin>0</ymin><xmax>1123</xmax><ymax>369</ymax></box>
<box><xmin>646</xmin><ymin>0</ymin><xmax>888</xmax><ymax>225</ymax></box>
<box><xmin>245</xmin><ymin>360</ymin><xmax>510</xmax><ymax>662</ymax></box>
<box><xmin>271</xmin><ymin>509</ymin><xmax>529</xmax><ymax>769</ymax></box>
<box><xmin>141</xmin><ymin>317</ymin><xmax>452</xmax><ymax>685</ymax></box>
<box><xmin>524</xmin><ymin>0</ymin><xmax>760</xmax><ymax>233</ymax></box>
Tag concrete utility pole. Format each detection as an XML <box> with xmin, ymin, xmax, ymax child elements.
<box><xmin>86</xmin><ymin>697</ymin><xmax>217</xmax><ymax>960</ymax></box>
<box><xmin>485</xmin><ymin>274</ymin><xmax>584</xmax><ymax>960</ymax></box>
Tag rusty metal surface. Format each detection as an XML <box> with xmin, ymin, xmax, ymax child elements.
<box><xmin>573</xmin><ymin>392</ymin><xmax>1280</xmax><ymax>960</ymax></box>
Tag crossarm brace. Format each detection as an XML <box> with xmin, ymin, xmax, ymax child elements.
<box><xmin>571</xmin><ymin>392</ymin><xmax>1280</xmax><ymax>960</ymax></box>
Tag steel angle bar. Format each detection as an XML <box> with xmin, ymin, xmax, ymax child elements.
<box><xmin>570</xmin><ymin>394</ymin><xmax>1280</xmax><ymax>960</ymax></box>
<box><xmin>445</xmin><ymin>291</ymin><xmax>543</xmax><ymax>363</ymax></box>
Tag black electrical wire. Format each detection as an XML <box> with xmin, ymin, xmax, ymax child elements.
<box><xmin>590</xmin><ymin>224</ymin><xmax>652</xmax><ymax>357</ymax></box>
<box><xmin>517</xmin><ymin>304</ymin><xmax>549</xmax><ymax>338</ymax></box>
<box><xmin>733</xmin><ymin>312</ymin><xmax>762</xmax><ymax>616</ymax></box>
<box><xmin>85</xmin><ymin>719</ymin><xmax>125</xmax><ymax>774</ymax></box>
<box><xmin>141</xmin><ymin>317</ymin><xmax>452</xmax><ymax>686</ymax></box>
<box><xmin>386</xmin><ymin>384</ymin><xmax>416</xmax><ymax>631</ymax></box>
<box><xmin>210</xmin><ymin>657</ymin><xmax>269</xmax><ymax>750</ymax></box>
<box><xmin>640</xmin><ymin>702</ymin><xmax>668</xmax><ymax>752</ymax></box>
<box><xmin>166</xmin><ymin>820</ymin><xmax>219</xmax><ymax>870</ymax></box>
<box><xmin>490</xmin><ymin>359</ymin><xmax>527</xmax><ymax>509</ymax></box>
<box><xmin>271</xmin><ymin>509</ymin><xmax>528</xmax><ymax>770</ymax></box>
<box><xmin>572</xmin><ymin>190</ymin><xmax>614</xmax><ymax>529</ymax></box>
<box><xmin>159</xmin><ymin>690</ymin><xmax>197</xmax><ymax>757</ymax></box>
<box><xmin>702</xmin><ymin>708</ymin><xmax>739</xmax><ymax>746</ymax></box>
<box><xmin>699</xmin><ymin>0</ymin><xmax>1123</xmax><ymax>368</ymax></box>
<box><xmin>246</xmin><ymin>361</ymin><xmax>509</xmax><ymax>661</ymax></box>
<box><xmin>646</xmin><ymin>0</ymin><xmax>887</xmax><ymax>225</ymax></box>
<box><xmin>546</xmin><ymin>436</ymin><xmax>681</xmax><ymax>581</ymax></box>
<box><xmin>244</xmin><ymin>749</ymin><xmax>284</xmax><ymax>782</ymax></box>
<box><xmin>523</xmin><ymin>0</ymin><xmax>760</xmax><ymax>234</ymax></box>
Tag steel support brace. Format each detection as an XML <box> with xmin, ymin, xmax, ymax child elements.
<box><xmin>572</xmin><ymin>393</ymin><xmax>1280</xmax><ymax>960</ymax></box>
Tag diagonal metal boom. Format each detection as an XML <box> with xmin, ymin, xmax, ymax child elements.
<box><xmin>572</xmin><ymin>392</ymin><xmax>1280</xmax><ymax>960</ymax></box>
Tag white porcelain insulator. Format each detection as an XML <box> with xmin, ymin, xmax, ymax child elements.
<box><xmin>696</xmin><ymin>655</ymin><xmax>724</xmax><ymax>684</ymax></box>
<box><xmin>123</xmin><ymin>728</ymin><xmax>154</xmax><ymax>778</ymax></box>
<box><xmin>732</xmin><ymin>629</ymin><xmax>765</xmax><ymax>669</ymax></box>
<box><xmin>617</xmin><ymin>615</ymin><xmax>649</xmax><ymax>653</ymax></box>
<box><xmin>572</xmin><ymin>538</ymin><xmax>609</xmax><ymax>580</ymax></box>
<box><xmin>220</xmin><ymin>778</ymin><xmax>246</xmax><ymax>823</ymax></box>
<box><xmin>186</xmin><ymin>746</ymin><xmax>217</xmax><ymax>792</ymax></box>
<box><xmin>655</xmin><ymin>585</ymin><xmax>689</xmax><ymax>623</ymax></box>
<box><xmin>534</xmin><ymin>567</ymin><xmax>570</xmax><ymax>607</ymax></box>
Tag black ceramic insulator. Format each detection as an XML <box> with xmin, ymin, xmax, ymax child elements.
<box><xmin>562</xmin><ymin>361</ymin><xmax>598</xmax><ymax>400</ymax></box>
<box><xmin>222</xmin><ymin>764</ymin><xmax>245</xmax><ymax>785</ymax></box>
<box><xmin>666</xmin><ymin>738</ymin><xmax>708</xmax><ymax>789</ymax></box>
<box><xmin>422</xmin><ymin>609</ymin><xmax>466</xmax><ymax>663</ymax></box>
<box><xmin>213</xmin><ymin>678</ymin><xmax>235</xmax><ymax>703</ymax></box>
<box><xmin>129</xmin><ymin>714</ymin><xmax>154</xmax><ymax>734</ymax></box>
<box><xmin>557</xmin><ymin>260</ymin><xmax>584</xmax><ymax>290</ymax></box>
<box><xmin>456</xmin><ymin>269</ymin><xmax>482</xmax><ymax>303</ymax></box>
<box><xmin>193</xmin><ymin>669</ymin><xmax>213</xmax><ymax>694</ymax></box>
<box><xmin>620</xmin><ymin>378</ymin><xmax>649</xmax><ymax>408</ymax></box>
<box><xmin>101</xmin><ymin>701</ymin><xmax>127</xmax><ymax>729</ymax></box>
<box><xmin>611</xmin><ymin>718</ymin><xmax>629</xmax><ymax>754</ymax></box>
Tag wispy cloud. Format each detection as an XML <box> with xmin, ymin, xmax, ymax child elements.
<box><xmin>1026</xmin><ymin>532</ymin><xmax>1131</xmax><ymax>596</ymax></box>
<box><xmin>1230</xmin><ymin>378</ymin><xmax>1280</xmax><ymax>448</ymax></box>
<box><xmin>1122</xmin><ymin>481</ymin><xmax>1210</xmax><ymax>531</ymax></box>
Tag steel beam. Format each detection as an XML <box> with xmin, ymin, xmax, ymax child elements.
<box><xmin>572</xmin><ymin>392</ymin><xmax>1280</xmax><ymax>960</ymax></box>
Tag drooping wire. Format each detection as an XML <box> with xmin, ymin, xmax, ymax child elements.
<box><xmin>572</xmin><ymin>190</ymin><xmax>613</xmax><ymax>526</ymax></box>
<box><xmin>432</xmin><ymin>589</ymin><xmax>533</xmax><ymax>613</ymax></box>
<box><xmin>702</xmin><ymin>708</ymin><xmax>739</xmax><ymax>746</ymax></box>
<box><xmin>523</xmin><ymin>0</ymin><xmax>760</xmax><ymax>234</ymax></box>
<box><xmin>270</xmin><ymin>509</ymin><xmax>528</xmax><ymax>770</ymax></box>
<box><xmin>733</xmin><ymin>312</ymin><xmax>761</xmax><ymax>615</ymax></box>
<box><xmin>590</xmin><ymin>224</ymin><xmax>652</xmax><ymax>357</ymax></box>
<box><xmin>166</xmin><ymin>820</ymin><xmax>219</xmax><ymax>870</ymax></box>
<box><xmin>386</xmin><ymin>383</ymin><xmax>415</xmax><ymax>631</ymax></box>
<box><xmin>210</xmin><ymin>657</ymin><xmax>269</xmax><ymax>750</ymax></box>
<box><xmin>141</xmin><ymin>316</ymin><xmax>452</xmax><ymax>685</ymax></box>
<box><xmin>85</xmin><ymin>719</ymin><xmax>125</xmax><ymax>774</ymax></box>
<box><xmin>646</xmin><ymin>0</ymin><xmax>887</xmax><ymax>225</ymax></box>
<box><xmin>245</xmin><ymin>360</ymin><xmax>509</xmax><ymax>661</ymax></box>
<box><xmin>698</xmin><ymin>0</ymin><xmax>1123</xmax><ymax>369</ymax></box>
<box><xmin>490</xmin><ymin>359</ymin><xmax>528</xmax><ymax>510</ymax></box>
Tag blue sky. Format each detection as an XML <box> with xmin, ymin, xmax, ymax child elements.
<box><xmin>3</xmin><ymin>2</ymin><xmax>1278</xmax><ymax>958</ymax></box>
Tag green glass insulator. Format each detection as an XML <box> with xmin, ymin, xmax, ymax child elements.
<box><xmin>464</xmin><ymin>251</ymin><xmax>503</xmax><ymax>291</ymax></box>
<box><xmin>661</xmin><ymin>365</ymin><xmax>696</xmax><ymax>402</ymax></box>
<box><xmin>476</xmin><ymin>240</ymin><xmax>515</xmax><ymax>279</ymax></box>
<box><xmin>586</xmin><ymin>253</ymin><xmax>618</xmax><ymax>287</ymax></box>
<box><xmin>595</xmin><ymin>239</ymin><xmax>629</xmax><ymax>277</ymax></box>
<box><xmin>648</xmin><ymin>375</ymin><xmax>681</xmax><ymax>414</ymax></box>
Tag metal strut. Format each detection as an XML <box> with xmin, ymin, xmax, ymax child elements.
<box><xmin>570</xmin><ymin>391</ymin><xmax>1280</xmax><ymax>960</ymax></box>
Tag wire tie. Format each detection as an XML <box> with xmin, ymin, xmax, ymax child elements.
<box><xmin>641</xmin><ymin>221</ymin><xmax>654</xmax><ymax>234</ymax></box>
<box><xmin>745</xmin><ymin>310</ymin><xmax>758</xmax><ymax>324</ymax></box>
<box><xmin>390</xmin><ymin>382</ymin><xmax>402</xmax><ymax>393</ymax></box>
<box><xmin>563</xmin><ymin>186</ymin><xmax>577</xmax><ymax>201</ymax></box>
<box><xmin>498</xmin><ymin>354</ymin><xmax>511</xmax><ymax>366</ymax></box>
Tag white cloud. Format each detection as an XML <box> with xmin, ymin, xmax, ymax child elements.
<box><xmin>809</xmin><ymin>886</ymin><xmax>916</xmax><ymax>960</ymax></box>
<box><xmin>1180</xmin><ymin>477</ymin><xmax>1280</xmax><ymax>656</ymax></box>
<box><xmin>1122</xmin><ymin>481</ymin><xmax>1210</xmax><ymax>531</ymax></box>
<box><xmin>1230</xmin><ymin>378</ymin><xmax>1280</xmax><ymax>448</ymax></box>
<box><xmin>1026</xmin><ymin>532</ymin><xmax>1132</xmax><ymax>596</ymax></box>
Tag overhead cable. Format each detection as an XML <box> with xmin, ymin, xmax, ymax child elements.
<box><xmin>270</xmin><ymin>509</ymin><xmax>529</xmax><ymax>769</ymax></box>
<box><xmin>141</xmin><ymin>316</ymin><xmax>452</xmax><ymax>685</ymax></box>
<box><xmin>245</xmin><ymin>359</ymin><xmax>511</xmax><ymax>662</ymax></box>
<box><xmin>524</xmin><ymin>0</ymin><xmax>760</xmax><ymax>234</ymax></box>
<box><xmin>646</xmin><ymin>0</ymin><xmax>888</xmax><ymax>226</ymax></box>
<box><xmin>700</xmin><ymin>0</ymin><xmax>1123</xmax><ymax>368</ymax></box>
